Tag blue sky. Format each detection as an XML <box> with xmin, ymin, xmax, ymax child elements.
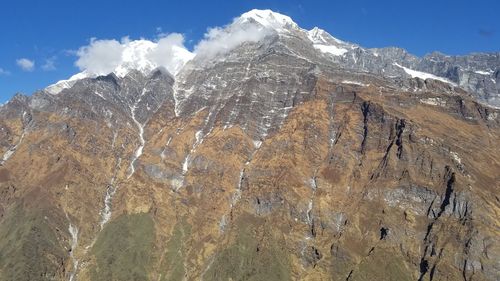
<box><xmin>0</xmin><ymin>0</ymin><xmax>498</xmax><ymax>103</ymax></box>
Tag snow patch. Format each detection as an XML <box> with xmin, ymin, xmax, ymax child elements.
<box><xmin>313</xmin><ymin>44</ymin><xmax>348</xmax><ymax>56</ymax></box>
<box><xmin>420</xmin><ymin>97</ymin><xmax>447</xmax><ymax>106</ymax></box>
<box><xmin>487</xmin><ymin>112</ymin><xmax>498</xmax><ymax>121</ymax></box>
<box><xmin>100</xmin><ymin>157</ymin><xmax>121</xmax><ymax>229</ymax></box>
<box><xmin>306</xmin><ymin>200</ymin><xmax>313</xmax><ymax>225</ymax></box>
<box><xmin>181</xmin><ymin>154</ymin><xmax>191</xmax><ymax>175</ymax></box>
<box><xmin>160</xmin><ymin>136</ymin><xmax>173</xmax><ymax>160</ymax></box>
<box><xmin>170</xmin><ymin>178</ymin><xmax>183</xmax><ymax>191</ymax></box>
<box><xmin>66</xmin><ymin>215</ymin><xmax>79</xmax><ymax>281</ymax></box>
<box><xmin>94</xmin><ymin>91</ymin><xmax>106</xmax><ymax>100</ymax></box>
<box><xmin>450</xmin><ymin>151</ymin><xmax>462</xmax><ymax>165</ymax></box>
<box><xmin>111</xmin><ymin>131</ymin><xmax>118</xmax><ymax>149</ymax></box>
<box><xmin>474</xmin><ymin>70</ymin><xmax>493</xmax><ymax>75</ymax></box>
<box><xmin>394</xmin><ymin>63</ymin><xmax>455</xmax><ymax>85</ymax></box>
<box><xmin>172</xmin><ymin>80</ymin><xmax>181</xmax><ymax>117</ymax></box>
<box><xmin>253</xmin><ymin>140</ymin><xmax>262</xmax><ymax>148</ymax></box>
<box><xmin>342</xmin><ymin>80</ymin><xmax>367</xmax><ymax>86</ymax></box>
<box><xmin>195</xmin><ymin>130</ymin><xmax>204</xmax><ymax>144</ymax></box>
<box><xmin>100</xmin><ymin>185</ymin><xmax>116</xmax><ymax>229</ymax></box>
<box><xmin>219</xmin><ymin>215</ymin><xmax>228</xmax><ymax>233</ymax></box>
<box><xmin>309</xmin><ymin>177</ymin><xmax>317</xmax><ymax>190</ymax></box>
<box><xmin>127</xmin><ymin>88</ymin><xmax>147</xmax><ymax>179</ymax></box>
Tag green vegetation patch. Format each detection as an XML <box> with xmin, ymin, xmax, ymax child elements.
<box><xmin>159</xmin><ymin>220</ymin><xmax>191</xmax><ymax>281</ymax></box>
<box><xmin>0</xmin><ymin>205</ymin><xmax>66</xmax><ymax>281</ymax></box>
<box><xmin>90</xmin><ymin>213</ymin><xmax>155</xmax><ymax>281</ymax></box>
<box><xmin>203</xmin><ymin>217</ymin><xmax>291</xmax><ymax>281</ymax></box>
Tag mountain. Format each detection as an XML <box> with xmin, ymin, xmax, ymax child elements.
<box><xmin>0</xmin><ymin>9</ymin><xmax>499</xmax><ymax>281</ymax></box>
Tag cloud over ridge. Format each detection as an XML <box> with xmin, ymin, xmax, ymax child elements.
<box><xmin>194</xmin><ymin>22</ymin><xmax>271</xmax><ymax>58</ymax></box>
<box><xmin>75</xmin><ymin>34</ymin><xmax>194</xmax><ymax>77</ymax></box>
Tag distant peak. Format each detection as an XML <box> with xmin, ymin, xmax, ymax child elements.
<box><xmin>237</xmin><ymin>9</ymin><xmax>298</xmax><ymax>31</ymax></box>
<box><xmin>308</xmin><ymin>27</ymin><xmax>345</xmax><ymax>45</ymax></box>
<box><xmin>308</xmin><ymin>27</ymin><xmax>329</xmax><ymax>44</ymax></box>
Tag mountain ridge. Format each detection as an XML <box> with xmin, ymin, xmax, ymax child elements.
<box><xmin>0</xmin><ymin>8</ymin><xmax>499</xmax><ymax>281</ymax></box>
<box><xmin>37</xmin><ymin>9</ymin><xmax>499</xmax><ymax>107</ymax></box>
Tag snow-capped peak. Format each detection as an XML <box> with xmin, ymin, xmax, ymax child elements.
<box><xmin>46</xmin><ymin>36</ymin><xmax>194</xmax><ymax>95</ymax></box>
<box><xmin>237</xmin><ymin>9</ymin><xmax>299</xmax><ymax>31</ymax></box>
<box><xmin>307</xmin><ymin>27</ymin><xmax>352</xmax><ymax>57</ymax></box>
<box><xmin>308</xmin><ymin>27</ymin><xmax>328</xmax><ymax>44</ymax></box>
<box><xmin>45</xmin><ymin>72</ymin><xmax>90</xmax><ymax>95</ymax></box>
<box><xmin>308</xmin><ymin>27</ymin><xmax>345</xmax><ymax>45</ymax></box>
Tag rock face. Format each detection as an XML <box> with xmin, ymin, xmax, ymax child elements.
<box><xmin>0</xmin><ymin>9</ymin><xmax>499</xmax><ymax>281</ymax></box>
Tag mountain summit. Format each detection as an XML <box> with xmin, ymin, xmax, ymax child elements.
<box><xmin>238</xmin><ymin>9</ymin><xmax>299</xmax><ymax>30</ymax></box>
<box><xmin>0</xmin><ymin>9</ymin><xmax>499</xmax><ymax>281</ymax></box>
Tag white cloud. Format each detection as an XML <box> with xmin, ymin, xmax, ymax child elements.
<box><xmin>194</xmin><ymin>21</ymin><xmax>271</xmax><ymax>58</ymax></box>
<box><xmin>42</xmin><ymin>56</ymin><xmax>57</xmax><ymax>71</ymax></box>
<box><xmin>74</xmin><ymin>34</ymin><xmax>194</xmax><ymax>77</ymax></box>
<box><xmin>0</xmin><ymin>68</ymin><xmax>10</xmax><ymax>75</ymax></box>
<box><xmin>147</xmin><ymin>33</ymin><xmax>194</xmax><ymax>75</ymax></box>
<box><xmin>75</xmin><ymin>38</ymin><xmax>124</xmax><ymax>76</ymax></box>
<box><xmin>16</xmin><ymin>58</ymin><xmax>35</xmax><ymax>72</ymax></box>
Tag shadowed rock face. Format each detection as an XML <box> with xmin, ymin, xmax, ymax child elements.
<box><xmin>1</xmin><ymin>12</ymin><xmax>500</xmax><ymax>281</ymax></box>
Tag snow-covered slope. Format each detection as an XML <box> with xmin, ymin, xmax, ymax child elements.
<box><xmin>394</xmin><ymin>63</ymin><xmax>456</xmax><ymax>85</ymax></box>
<box><xmin>45</xmin><ymin>72</ymin><xmax>90</xmax><ymax>95</ymax></box>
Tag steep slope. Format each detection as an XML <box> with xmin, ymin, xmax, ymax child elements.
<box><xmin>0</xmin><ymin>9</ymin><xmax>499</xmax><ymax>281</ymax></box>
